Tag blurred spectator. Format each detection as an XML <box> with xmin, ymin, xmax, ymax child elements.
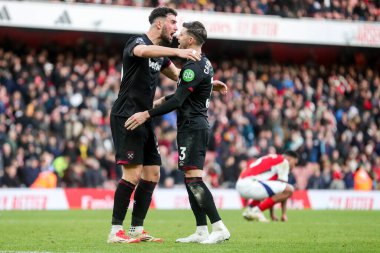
<box><xmin>330</xmin><ymin>162</ymin><xmax>345</xmax><ymax>189</ymax></box>
<box><xmin>82</xmin><ymin>157</ymin><xmax>105</xmax><ymax>188</ymax></box>
<box><xmin>373</xmin><ymin>156</ymin><xmax>380</xmax><ymax>190</ymax></box>
<box><xmin>21</xmin><ymin>156</ymin><xmax>41</xmax><ymax>187</ymax></box>
<box><xmin>30</xmin><ymin>170</ymin><xmax>58</xmax><ymax>188</ymax></box>
<box><xmin>0</xmin><ymin>160</ymin><xmax>21</xmax><ymax>187</ymax></box>
<box><xmin>46</xmin><ymin>0</ymin><xmax>380</xmax><ymax>21</ymax></box>
<box><xmin>342</xmin><ymin>164</ymin><xmax>354</xmax><ymax>189</ymax></box>
<box><xmin>63</xmin><ymin>162</ymin><xmax>84</xmax><ymax>187</ymax></box>
<box><xmin>354</xmin><ymin>167</ymin><xmax>373</xmax><ymax>190</ymax></box>
<box><xmin>306</xmin><ymin>164</ymin><xmax>333</xmax><ymax>189</ymax></box>
<box><xmin>306</xmin><ymin>166</ymin><xmax>322</xmax><ymax>189</ymax></box>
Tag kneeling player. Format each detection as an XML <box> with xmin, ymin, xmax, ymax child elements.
<box><xmin>236</xmin><ymin>151</ymin><xmax>298</xmax><ymax>222</ymax></box>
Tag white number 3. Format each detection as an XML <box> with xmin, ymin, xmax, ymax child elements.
<box><xmin>179</xmin><ymin>147</ymin><xmax>187</xmax><ymax>161</ymax></box>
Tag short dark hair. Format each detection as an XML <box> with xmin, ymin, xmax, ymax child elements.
<box><xmin>149</xmin><ymin>7</ymin><xmax>177</xmax><ymax>24</ymax></box>
<box><xmin>183</xmin><ymin>21</ymin><xmax>207</xmax><ymax>45</ymax></box>
<box><xmin>283</xmin><ymin>150</ymin><xmax>299</xmax><ymax>160</ymax></box>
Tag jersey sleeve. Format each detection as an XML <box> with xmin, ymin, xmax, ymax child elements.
<box><xmin>124</xmin><ymin>36</ymin><xmax>146</xmax><ymax>57</ymax></box>
<box><xmin>178</xmin><ymin>62</ymin><xmax>202</xmax><ymax>92</ymax></box>
<box><xmin>274</xmin><ymin>159</ymin><xmax>290</xmax><ymax>182</ymax></box>
<box><xmin>148</xmin><ymin>85</ymin><xmax>191</xmax><ymax>117</ymax></box>
<box><xmin>161</xmin><ymin>57</ymin><xmax>172</xmax><ymax>70</ymax></box>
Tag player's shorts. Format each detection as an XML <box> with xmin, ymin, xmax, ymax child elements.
<box><xmin>110</xmin><ymin>115</ymin><xmax>161</xmax><ymax>166</ymax></box>
<box><xmin>177</xmin><ymin>128</ymin><xmax>209</xmax><ymax>171</ymax></box>
<box><xmin>236</xmin><ymin>177</ymin><xmax>288</xmax><ymax>200</ymax></box>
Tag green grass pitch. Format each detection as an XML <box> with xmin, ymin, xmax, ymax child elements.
<box><xmin>0</xmin><ymin>209</ymin><xmax>379</xmax><ymax>253</ymax></box>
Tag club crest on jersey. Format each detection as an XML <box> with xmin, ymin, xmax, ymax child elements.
<box><xmin>135</xmin><ymin>37</ymin><xmax>145</xmax><ymax>45</ymax></box>
<box><xmin>127</xmin><ymin>151</ymin><xmax>134</xmax><ymax>160</ymax></box>
<box><xmin>182</xmin><ymin>69</ymin><xmax>195</xmax><ymax>82</ymax></box>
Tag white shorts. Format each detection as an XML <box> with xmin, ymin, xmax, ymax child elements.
<box><xmin>236</xmin><ymin>178</ymin><xmax>288</xmax><ymax>200</ymax></box>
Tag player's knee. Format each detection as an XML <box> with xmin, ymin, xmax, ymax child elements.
<box><xmin>148</xmin><ymin>171</ymin><xmax>160</xmax><ymax>182</ymax></box>
<box><xmin>121</xmin><ymin>165</ymin><xmax>142</xmax><ymax>184</ymax></box>
<box><xmin>122</xmin><ymin>173</ymin><xmax>140</xmax><ymax>185</ymax></box>
<box><xmin>184</xmin><ymin>168</ymin><xmax>202</xmax><ymax>178</ymax></box>
<box><xmin>284</xmin><ymin>184</ymin><xmax>294</xmax><ymax>197</ymax></box>
<box><xmin>141</xmin><ymin>166</ymin><xmax>160</xmax><ymax>182</ymax></box>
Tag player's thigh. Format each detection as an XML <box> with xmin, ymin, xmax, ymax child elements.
<box><xmin>177</xmin><ymin>129</ymin><xmax>209</xmax><ymax>171</ymax></box>
<box><xmin>236</xmin><ymin>178</ymin><xmax>268</xmax><ymax>200</ymax></box>
<box><xmin>143</xmin><ymin>122</ymin><xmax>161</xmax><ymax>166</ymax></box>
<box><xmin>259</xmin><ymin>180</ymin><xmax>288</xmax><ymax>197</ymax></box>
<box><xmin>110</xmin><ymin>115</ymin><xmax>146</xmax><ymax>165</ymax></box>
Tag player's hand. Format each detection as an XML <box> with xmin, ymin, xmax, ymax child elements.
<box><xmin>212</xmin><ymin>80</ymin><xmax>228</xmax><ymax>95</ymax></box>
<box><xmin>153</xmin><ymin>97</ymin><xmax>165</xmax><ymax>108</ymax></box>
<box><xmin>271</xmin><ymin>215</ymin><xmax>279</xmax><ymax>221</ymax></box>
<box><xmin>125</xmin><ymin>111</ymin><xmax>150</xmax><ymax>130</ymax></box>
<box><xmin>176</xmin><ymin>49</ymin><xmax>201</xmax><ymax>61</ymax></box>
<box><xmin>281</xmin><ymin>215</ymin><xmax>288</xmax><ymax>222</ymax></box>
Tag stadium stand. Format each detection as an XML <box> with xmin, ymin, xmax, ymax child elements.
<box><xmin>43</xmin><ymin>0</ymin><xmax>380</xmax><ymax>21</ymax></box>
<box><xmin>0</xmin><ymin>34</ymin><xmax>379</xmax><ymax>190</ymax></box>
<box><xmin>0</xmin><ymin>1</ymin><xmax>379</xmax><ymax>191</ymax></box>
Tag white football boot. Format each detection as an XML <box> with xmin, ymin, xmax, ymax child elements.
<box><xmin>250</xmin><ymin>207</ymin><xmax>269</xmax><ymax>222</ymax></box>
<box><xmin>176</xmin><ymin>227</ymin><xmax>209</xmax><ymax>243</ymax></box>
<box><xmin>242</xmin><ymin>207</ymin><xmax>256</xmax><ymax>221</ymax></box>
<box><xmin>200</xmin><ymin>221</ymin><xmax>230</xmax><ymax>244</ymax></box>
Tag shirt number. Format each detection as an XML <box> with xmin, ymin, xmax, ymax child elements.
<box><xmin>179</xmin><ymin>147</ymin><xmax>187</xmax><ymax>161</ymax></box>
<box><xmin>205</xmin><ymin>99</ymin><xmax>210</xmax><ymax>108</ymax></box>
<box><xmin>120</xmin><ymin>65</ymin><xmax>123</xmax><ymax>82</ymax></box>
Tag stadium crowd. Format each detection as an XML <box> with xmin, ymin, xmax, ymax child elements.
<box><xmin>0</xmin><ymin>38</ymin><xmax>379</xmax><ymax>190</ymax></box>
<box><xmin>47</xmin><ymin>0</ymin><xmax>380</xmax><ymax>21</ymax></box>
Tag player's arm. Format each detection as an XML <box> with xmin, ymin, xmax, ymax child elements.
<box><xmin>125</xmin><ymin>64</ymin><xmax>199</xmax><ymax>130</ymax></box>
<box><xmin>270</xmin><ymin>207</ymin><xmax>279</xmax><ymax>221</ymax></box>
<box><xmin>281</xmin><ymin>199</ymin><xmax>288</xmax><ymax>222</ymax></box>
<box><xmin>161</xmin><ymin>63</ymin><xmax>180</xmax><ymax>81</ymax></box>
<box><xmin>125</xmin><ymin>85</ymin><xmax>190</xmax><ymax>130</ymax></box>
<box><xmin>212</xmin><ymin>80</ymin><xmax>228</xmax><ymax>95</ymax></box>
<box><xmin>153</xmin><ymin>94</ymin><xmax>175</xmax><ymax>108</ymax></box>
<box><xmin>161</xmin><ymin>64</ymin><xmax>228</xmax><ymax>95</ymax></box>
<box><xmin>133</xmin><ymin>45</ymin><xmax>200</xmax><ymax>61</ymax></box>
<box><xmin>148</xmin><ymin>85</ymin><xmax>189</xmax><ymax>117</ymax></box>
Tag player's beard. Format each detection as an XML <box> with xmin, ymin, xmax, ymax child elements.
<box><xmin>178</xmin><ymin>39</ymin><xmax>188</xmax><ymax>49</ymax></box>
<box><xmin>160</xmin><ymin>26</ymin><xmax>172</xmax><ymax>46</ymax></box>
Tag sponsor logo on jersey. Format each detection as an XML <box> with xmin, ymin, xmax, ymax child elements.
<box><xmin>149</xmin><ymin>59</ymin><xmax>161</xmax><ymax>71</ymax></box>
<box><xmin>182</xmin><ymin>69</ymin><xmax>195</xmax><ymax>82</ymax></box>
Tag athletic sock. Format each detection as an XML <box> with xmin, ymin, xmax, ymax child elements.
<box><xmin>131</xmin><ymin>179</ymin><xmax>157</xmax><ymax>226</ymax></box>
<box><xmin>185</xmin><ymin>180</ymin><xmax>207</xmax><ymax>226</ymax></box>
<box><xmin>111</xmin><ymin>225</ymin><xmax>123</xmax><ymax>235</ymax></box>
<box><xmin>258</xmin><ymin>197</ymin><xmax>275</xmax><ymax>211</ymax></box>
<box><xmin>211</xmin><ymin>220</ymin><xmax>227</xmax><ymax>232</ymax></box>
<box><xmin>196</xmin><ymin>225</ymin><xmax>208</xmax><ymax>234</ymax></box>
<box><xmin>111</xmin><ymin>179</ymin><xmax>135</xmax><ymax>225</ymax></box>
<box><xmin>186</xmin><ymin>177</ymin><xmax>221</xmax><ymax>224</ymax></box>
<box><xmin>129</xmin><ymin>226</ymin><xmax>143</xmax><ymax>235</ymax></box>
